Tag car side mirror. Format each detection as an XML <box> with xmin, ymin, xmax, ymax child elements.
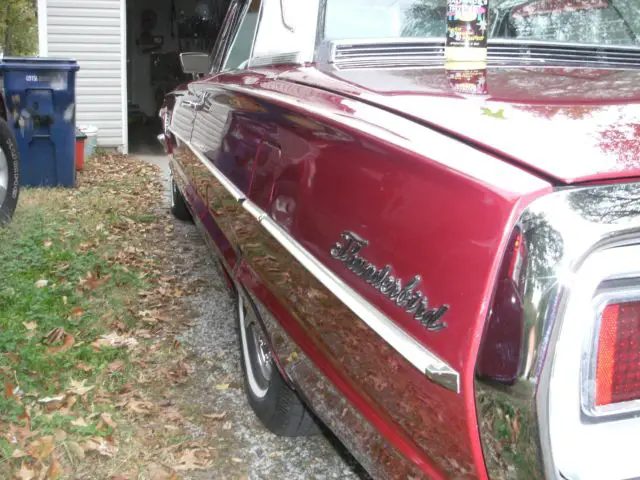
<box><xmin>180</xmin><ymin>52</ymin><xmax>210</xmax><ymax>76</ymax></box>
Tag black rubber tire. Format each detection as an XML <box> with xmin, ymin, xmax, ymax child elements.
<box><xmin>170</xmin><ymin>175</ymin><xmax>192</xmax><ymax>222</ymax></box>
<box><xmin>237</xmin><ymin>292</ymin><xmax>319</xmax><ymax>437</ymax></box>
<box><xmin>0</xmin><ymin>118</ymin><xmax>19</xmax><ymax>227</ymax></box>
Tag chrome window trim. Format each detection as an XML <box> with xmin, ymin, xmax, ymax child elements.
<box><xmin>169</xmin><ymin>126</ymin><xmax>461</xmax><ymax>394</ymax></box>
<box><xmin>221</xmin><ymin>0</ymin><xmax>264</xmax><ymax>73</ymax></box>
<box><xmin>582</xmin><ymin>286</ymin><xmax>640</xmax><ymax>420</ymax></box>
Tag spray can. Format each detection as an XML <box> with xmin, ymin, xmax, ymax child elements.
<box><xmin>445</xmin><ymin>0</ymin><xmax>489</xmax><ymax>63</ymax></box>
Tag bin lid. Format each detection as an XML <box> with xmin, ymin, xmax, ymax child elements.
<box><xmin>0</xmin><ymin>57</ymin><xmax>79</xmax><ymax>72</ymax></box>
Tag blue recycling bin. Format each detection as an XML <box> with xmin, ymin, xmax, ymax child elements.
<box><xmin>0</xmin><ymin>57</ymin><xmax>80</xmax><ymax>188</ymax></box>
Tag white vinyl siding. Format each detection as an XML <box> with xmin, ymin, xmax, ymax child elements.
<box><xmin>42</xmin><ymin>0</ymin><xmax>126</xmax><ymax>151</ymax></box>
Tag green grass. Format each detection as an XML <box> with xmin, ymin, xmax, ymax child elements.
<box><xmin>0</xmin><ymin>155</ymin><xmax>166</xmax><ymax>478</ymax></box>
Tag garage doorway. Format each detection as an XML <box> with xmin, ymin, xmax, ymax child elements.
<box><xmin>126</xmin><ymin>0</ymin><xmax>231</xmax><ymax>154</ymax></box>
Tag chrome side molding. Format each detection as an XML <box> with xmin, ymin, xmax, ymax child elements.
<box><xmin>169</xmin><ymin>126</ymin><xmax>461</xmax><ymax>394</ymax></box>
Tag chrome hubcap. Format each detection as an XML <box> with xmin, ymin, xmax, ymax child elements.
<box><xmin>0</xmin><ymin>149</ymin><xmax>8</xmax><ymax>206</ymax></box>
<box><xmin>251</xmin><ymin>325</ymin><xmax>273</xmax><ymax>381</ymax></box>
<box><xmin>238</xmin><ymin>294</ymin><xmax>273</xmax><ymax>398</ymax></box>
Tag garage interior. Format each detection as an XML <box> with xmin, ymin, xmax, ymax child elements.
<box><xmin>126</xmin><ymin>0</ymin><xmax>231</xmax><ymax>154</ymax></box>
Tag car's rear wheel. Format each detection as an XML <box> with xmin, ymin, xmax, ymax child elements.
<box><xmin>237</xmin><ymin>292</ymin><xmax>319</xmax><ymax>437</ymax></box>
<box><xmin>0</xmin><ymin>118</ymin><xmax>19</xmax><ymax>227</ymax></box>
<box><xmin>169</xmin><ymin>170</ymin><xmax>192</xmax><ymax>222</ymax></box>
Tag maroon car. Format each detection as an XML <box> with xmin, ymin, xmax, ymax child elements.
<box><xmin>160</xmin><ymin>0</ymin><xmax>640</xmax><ymax>478</ymax></box>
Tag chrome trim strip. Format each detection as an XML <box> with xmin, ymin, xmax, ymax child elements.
<box><xmin>318</xmin><ymin>38</ymin><xmax>640</xmax><ymax>70</ymax></box>
<box><xmin>169</xmin><ymin>128</ymin><xmax>245</xmax><ymax>202</ymax></box>
<box><xmin>243</xmin><ymin>199</ymin><xmax>460</xmax><ymax>393</ymax></box>
<box><xmin>170</xmin><ymin>124</ymin><xmax>461</xmax><ymax>393</ymax></box>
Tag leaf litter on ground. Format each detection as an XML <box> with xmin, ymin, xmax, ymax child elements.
<box><xmin>0</xmin><ymin>154</ymin><xmax>214</xmax><ymax>479</ymax></box>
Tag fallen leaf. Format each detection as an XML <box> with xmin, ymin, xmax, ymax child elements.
<box><xmin>125</xmin><ymin>400</ymin><xmax>154</xmax><ymax>415</ymax></box>
<box><xmin>47</xmin><ymin>334</ymin><xmax>75</xmax><ymax>354</ymax></box>
<box><xmin>81</xmin><ymin>436</ymin><xmax>116</xmax><ymax>457</ymax></box>
<box><xmin>113</xmin><ymin>468</ymin><xmax>139</xmax><ymax>480</ymax></box>
<box><xmin>27</xmin><ymin>435</ymin><xmax>54</xmax><ymax>460</ymax></box>
<box><xmin>23</xmin><ymin>322</ymin><xmax>38</xmax><ymax>331</ymax></box>
<box><xmin>67</xmin><ymin>380</ymin><xmax>94</xmax><ymax>396</ymax></box>
<box><xmin>146</xmin><ymin>463</ymin><xmax>176</xmax><ymax>480</ymax></box>
<box><xmin>12</xmin><ymin>448</ymin><xmax>28</xmax><ymax>458</ymax></box>
<box><xmin>46</xmin><ymin>458</ymin><xmax>62</xmax><ymax>479</ymax></box>
<box><xmin>100</xmin><ymin>413</ymin><xmax>117</xmax><ymax>429</ymax></box>
<box><xmin>54</xmin><ymin>430</ymin><xmax>67</xmax><ymax>442</ymax></box>
<box><xmin>173</xmin><ymin>449</ymin><xmax>211</xmax><ymax>471</ymax></box>
<box><xmin>16</xmin><ymin>463</ymin><xmax>36</xmax><ymax>480</ymax></box>
<box><xmin>19</xmin><ymin>407</ymin><xmax>31</xmax><ymax>431</ymax></box>
<box><xmin>107</xmin><ymin>361</ymin><xmax>125</xmax><ymax>373</ymax></box>
<box><xmin>71</xmin><ymin>417</ymin><xmax>88</xmax><ymax>427</ymax></box>
<box><xmin>5</xmin><ymin>382</ymin><xmax>16</xmax><ymax>399</ymax></box>
<box><xmin>203</xmin><ymin>412</ymin><xmax>227</xmax><ymax>421</ymax></box>
<box><xmin>68</xmin><ymin>307</ymin><xmax>84</xmax><ymax>320</ymax></box>
<box><xmin>65</xmin><ymin>441</ymin><xmax>85</xmax><ymax>461</ymax></box>
<box><xmin>92</xmin><ymin>333</ymin><xmax>138</xmax><ymax>350</ymax></box>
<box><xmin>43</xmin><ymin>240</ymin><xmax>53</xmax><ymax>249</ymax></box>
<box><xmin>43</xmin><ymin>328</ymin><xmax>65</xmax><ymax>346</ymax></box>
<box><xmin>231</xmin><ymin>457</ymin><xmax>242</xmax><ymax>463</ymax></box>
<box><xmin>76</xmin><ymin>363</ymin><xmax>93</xmax><ymax>373</ymax></box>
<box><xmin>35</xmin><ymin>279</ymin><xmax>49</xmax><ymax>288</ymax></box>
<box><xmin>215</xmin><ymin>384</ymin><xmax>230</xmax><ymax>391</ymax></box>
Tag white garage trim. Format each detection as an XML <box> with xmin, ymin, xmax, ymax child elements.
<box><xmin>38</xmin><ymin>0</ymin><xmax>48</xmax><ymax>56</ymax></box>
<box><xmin>119</xmin><ymin>0</ymin><xmax>128</xmax><ymax>154</ymax></box>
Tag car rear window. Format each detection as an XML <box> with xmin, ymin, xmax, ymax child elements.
<box><xmin>322</xmin><ymin>0</ymin><xmax>640</xmax><ymax>47</ymax></box>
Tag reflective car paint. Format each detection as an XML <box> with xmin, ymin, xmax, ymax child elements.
<box><xmin>168</xmin><ymin>65</ymin><xmax>554</xmax><ymax>479</ymax></box>
<box><xmin>283</xmin><ymin>66</ymin><xmax>640</xmax><ymax>185</ymax></box>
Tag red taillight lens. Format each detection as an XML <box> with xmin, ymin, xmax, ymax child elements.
<box><xmin>476</xmin><ymin>228</ymin><xmax>529</xmax><ymax>385</ymax></box>
<box><xmin>595</xmin><ymin>301</ymin><xmax>640</xmax><ymax>406</ymax></box>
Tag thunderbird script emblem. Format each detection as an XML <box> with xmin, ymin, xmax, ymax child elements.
<box><xmin>330</xmin><ymin>232</ymin><xmax>448</xmax><ymax>332</ymax></box>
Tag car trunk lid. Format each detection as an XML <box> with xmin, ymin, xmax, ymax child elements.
<box><xmin>284</xmin><ymin>65</ymin><xmax>640</xmax><ymax>185</ymax></box>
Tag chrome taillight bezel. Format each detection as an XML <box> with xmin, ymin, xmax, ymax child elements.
<box><xmin>549</xmin><ymin>244</ymin><xmax>640</xmax><ymax>480</ymax></box>
<box><xmin>581</xmin><ymin>285</ymin><xmax>640</xmax><ymax>420</ymax></box>
<box><xmin>475</xmin><ymin>181</ymin><xmax>640</xmax><ymax>480</ymax></box>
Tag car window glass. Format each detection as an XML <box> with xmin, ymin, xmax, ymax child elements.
<box><xmin>222</xmin><ymin>0</ymin><xmax>262</xmax><ymax>71</ymax></box>
<box><xmin>323</xmin><ymin>0</ymin><xmax>640</xmax><ymax>47</ymax></box>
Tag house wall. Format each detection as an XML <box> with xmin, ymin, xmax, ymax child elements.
<box><xmin>39</xmin><ymin>0</ymin><xmax>127</xmax><ymax>152</ymax></box>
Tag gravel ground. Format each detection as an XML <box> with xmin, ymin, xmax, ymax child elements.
<box><xmin>141</xmin><ymin>155</ymin><xmax>367</xmax><ymax>480</ymax></box>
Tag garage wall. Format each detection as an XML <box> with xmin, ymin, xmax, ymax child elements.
<box><xmin>38</xmin><ymin>0</ymin><xmax>127</xmax><ymax>152</ymax></box>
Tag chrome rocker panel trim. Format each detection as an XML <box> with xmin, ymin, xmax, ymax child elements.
<box><xmin>169</xmin><ymin>126</ymin><xmax>461</xmax><ymax>393</ymax></box>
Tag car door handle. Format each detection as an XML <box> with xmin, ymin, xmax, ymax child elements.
<box><xmin>183</xmin><ymin>94</ymin><xmax>207</xmax><ymax>111</ymax></box>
